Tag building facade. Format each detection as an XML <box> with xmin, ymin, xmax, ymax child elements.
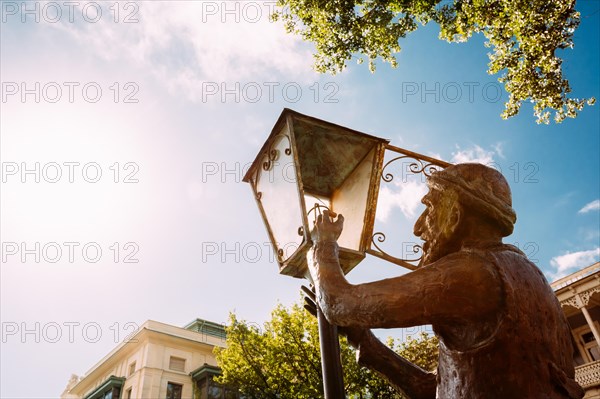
<box><xmin>552</xmin><ymin>262</ymin><xmax>600</xmax><ymax>398</ymax></box>
<box><xmin>61</xmin><ymin>319</ymin><xmax>239</xmax><ymax>399</ymax></box>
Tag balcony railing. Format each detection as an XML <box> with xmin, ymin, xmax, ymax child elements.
<box><xmin>576</xmin><ymin>360</ymin><xmax>600</xmax><ymax>389</ymax></box>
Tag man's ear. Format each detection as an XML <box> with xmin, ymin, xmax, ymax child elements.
<box><xmin>446</xmin><ymin>201</ymin><xmax>462</xmax><ymax>237</ymax></box>
<box><xmin>441</xmin><ymin>201</ymin><xmax>464</xmax><ymax>238</ymax></box>
<box><xmin>439</xmin><ymin>189</ymin><xmax>461</xmax><ymax>238</ymax></box>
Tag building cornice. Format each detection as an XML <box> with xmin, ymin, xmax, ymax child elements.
<box><xmin>552</xmin><ymin>263</ymin><xmax>600</xmax><ymax>309</ymax></box>
<box><xmin>552</xmin><ymin>262</ymin><xmax>600</xmax><ymax>292</ymax></box>
<box><xmin>69</xmin><ymin>319</ymin><xmax>226</xmax><ymax>396</ymax></box>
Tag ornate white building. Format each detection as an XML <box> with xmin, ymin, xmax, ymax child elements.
<box><xmin>60</xmin><ymin>319</ymin><xmax>240</xmax><ymax>399</ymax></box>
<box><xmin>552</xmin><ymin>262</ymin><xmax>600</xmax><ymax>398</ymax></box>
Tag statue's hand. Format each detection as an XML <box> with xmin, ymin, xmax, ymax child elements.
<box><xmin>311</xmin><ymin>210</ymin><xmax>344</xmax><ymax>244</ymax></box>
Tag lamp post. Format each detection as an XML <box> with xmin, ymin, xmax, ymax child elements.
<box><xmin>242</xmin><ymin>109</ymin><xmax>450</xmax><ymax>397</ymax></box>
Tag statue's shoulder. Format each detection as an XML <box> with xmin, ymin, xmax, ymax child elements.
<box><xmin>455</xmin><ymin>243</ymin><xmax>529</xmax><ymax>264</ymax></box>
<box><xmin>436</xmin><ymin>246</ymin><xmax>501</xmax><ymax>268</ymax></box>
<box><xmin>430</xmin><ymin>249</ymin><xmax>504</xmax><ymax>285</ymax></box>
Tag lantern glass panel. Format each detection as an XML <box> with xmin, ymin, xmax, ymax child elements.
<box><xmin>332</xmin><ymin>146</ymin><xmax>377</xmax><ymax>252</ymax></box>
<box><xmin>255</xmin><ymin>130</ymin><xmax>304</xmax><ymax>261</ymax></box>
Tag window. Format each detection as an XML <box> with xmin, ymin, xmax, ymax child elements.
<box><xmin>582</xmin><ymin>331</ymin><xmax>600</xmax><ymax>361</ymax></box>
<box><xmin>125</xmin><ymin>388</ymin><xmax>132</xmax><ymax>399</ymax></box>
<box><xmin>208</xmin><ymin>385</ymin><xmax>222</xmax><ymax>399</ymax></box>
<box><xmin>191</xmin><ymin>365</ymin><xmax>242</xmax><ymax>399</ymax></box>
<box><xmin>83</xmin><ymin>376</ymin><xmax>124</xmax><ymax>399</ymax></box>
<box><xmin>166</xmin><ymin>382</ymin><xmax>183</xmax><ymax>399</ymax></box>
<box><xmin>575</xmin><ymin>322</ymin><xmax>600</xmax><ymax>363</ymax></box>
<box><xmin>169</xmin><ymin>356</ymin><xmax>186</xmax><ymax>372</ymax></box>
<box><xmin>195</xmin><ymin>376</ymin><xmax>242</xmax><ymax>399</ymax></box>
<box><xmin>129</xmin><ymin>362</ymin><xmax>136</xmax><ymax>376</ymax></box>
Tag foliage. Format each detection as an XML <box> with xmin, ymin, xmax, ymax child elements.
<box><xmin>391</xmin><ymin>332</ymin><xmax>439</xmax><ymax>372</ymax></box>
<box><xmin>215</xmin><ymin>300</ymin><xmax>438</xmax><ymax>399</ymax></box>
<box><xmin>272</xmin><ymin>0</ymin><xmax>595</xmax><ymax>123</ymax></box>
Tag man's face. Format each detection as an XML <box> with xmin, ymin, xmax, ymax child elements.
<box><xmin>414</xmin><ymin>188</ymin><xmax>460</xmax><ymax>265</ymax></box>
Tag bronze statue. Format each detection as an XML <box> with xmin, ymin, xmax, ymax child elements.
<box><xmin>307</xmin><ymin>163</ymin><xmax>584</xmax><ymax>399</ymax></box>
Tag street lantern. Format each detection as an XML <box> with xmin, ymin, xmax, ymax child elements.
<box><xmin>243</xmin><ymin>108</ymin><xmax>450</xmax><ymax>398</ymax></box>
<box><xmin>243</xmin><ymin>108</ymin><xmax>389</xmax><ymax>278</ymax></box>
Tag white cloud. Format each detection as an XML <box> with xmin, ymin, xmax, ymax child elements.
<box><xmin>491</xmin><ymin>142</ymin><xmax>505</xmax><ymax>159</ymax></box>
<box><xmin>578</xmin><ymin>199</ymin><xmax>600</xmax><ymax>214</ymax></box>
<box><xmin>451</xmin><ymin>144</ymin><xmax>495</xmax><ymax>164</ymax></box>
<box><xmin>550</xmin><ymin>248</ymin><xmax>600</xmax><ymax>279</ymax></box>
<box><xmin>376</xmin><ymin>180</ymin><xmax>427</xmax><ymax>223</ymax></box>
<box><xmin>49</xmin><ymin>2</ymin><xmax>315</xmax><ymax>101</ymax></box>
<box><xmin>584</xmin><ymin>229</ymin><xmax>600</xmax><ymax>241</ymax></box>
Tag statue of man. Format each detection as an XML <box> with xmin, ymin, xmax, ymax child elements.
<box><xmin>307</xmin><ymin>163</ymin><xmax>584</xmax><ymax>399</ymax></box>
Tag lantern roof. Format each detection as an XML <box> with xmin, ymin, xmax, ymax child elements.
<box><xmin>242</xmin><ymin>108</ymin><xmax>390</xmax><ymax>196</ymax></box>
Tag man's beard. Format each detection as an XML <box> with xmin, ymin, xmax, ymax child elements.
<box><xmin>420</xmin><ymin>238</ymin><xmax>444</xmax><ymax>265</ymax></box>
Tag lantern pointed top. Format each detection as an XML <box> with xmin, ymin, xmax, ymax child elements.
<box><xmin>242</xmin><ymin>108</ymin><xmax>390</xmax><ymax>187</ymax></box>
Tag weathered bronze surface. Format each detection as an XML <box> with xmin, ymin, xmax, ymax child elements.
<box><xmin>307</xmin><ymin>163</ymin><xmax>584</xmax><ymax>399</ymax></box>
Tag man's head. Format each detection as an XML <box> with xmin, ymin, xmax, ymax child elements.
<box><xmin>414</xmin><ymin>163</ymin><xmax>517</xmax><ymax>264</ymax></box>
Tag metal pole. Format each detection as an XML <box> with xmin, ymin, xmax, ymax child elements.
<box><xmin>317</xmin><ymin>304</ymin><xmax>345</xmax><ymax>398</ymax></box>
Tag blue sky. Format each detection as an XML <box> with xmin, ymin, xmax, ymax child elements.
<box><xmin>1</xmin><ymin>1</ymin><xmax>599</xmax><ymax>397</ymax></box>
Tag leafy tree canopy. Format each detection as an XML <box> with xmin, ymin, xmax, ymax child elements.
<box><xmin>272</xmin><ymin>0</ymin><xmax>595</xmax><ymax>124</ymax></box>
<box><xmin>215</xmin><ymin>299</ymin><xmax>438</xmax><ymax>399</ymax></box>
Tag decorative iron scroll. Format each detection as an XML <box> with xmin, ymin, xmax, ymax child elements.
<box><xmin>262</xmin><ymin>134</ymin><xmax>291</xmax><ymax>172</ymax></box>
<box><xmin>371</xmin><ymin>233</ymin><xmax>423</xmax><ymax>263</ymax></box>
<box><xmin>368</xmin><ymin>145</ymin><xmax>450</xmax><ymax>270</ymax></box>
<box><xmin>382</xmin><ymin>156</ymin><xmax>442</xmax><ymax>183</ymax></box>
<box><xmin>253</xmin><ymin>134</ymin><xmax>292</xmax><ymax>203</ymax></box>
